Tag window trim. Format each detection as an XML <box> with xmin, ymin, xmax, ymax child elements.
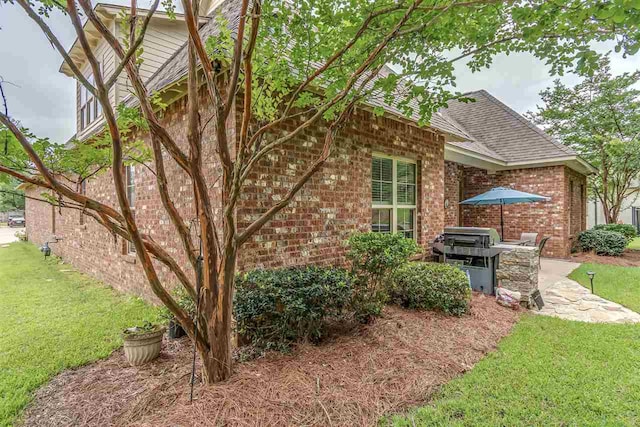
<box><xmin>371</xmin><ymin>153</ymin><xmax>417</xmax><ymax>239</ymax></box>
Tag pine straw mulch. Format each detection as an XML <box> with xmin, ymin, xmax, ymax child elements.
<box><xmin>570</xmin><ymin>249</ymin><xmax>640</xmax><ymax>267</ymax></box>
<box><xmin>21</xmin><ymin>294</ymin><xmax>518</xmax><ymax>427</ymax></box>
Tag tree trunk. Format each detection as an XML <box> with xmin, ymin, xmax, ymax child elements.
<box><xmin>199</xmin><ymin>250</ymin><xmax>236</xmax><ymax>384</ymax></box>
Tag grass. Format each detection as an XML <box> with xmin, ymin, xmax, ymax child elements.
<box><xmin>0</xmin><ymin>242</ymin><xmax>159</xmax><ymax>427</ymax></box>
<box><xmin>569</xmin><ymin>263</ymin><xmax>640</xmax><ymax>313</ymax></box>
<box><xmin>390</xmin><ymin>315</ymin><xmax>640</xmax><ymax>426</ymax></box>
<box><xmin>628</xmin><ymin>237</ymin><xmax>640</xmax><ymax>250</ymax></box>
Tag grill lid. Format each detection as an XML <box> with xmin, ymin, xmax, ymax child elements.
<box><xmin>443</xmin><ymin>227</ymin><xmax>500</xmax><ymax>246</ymax></box>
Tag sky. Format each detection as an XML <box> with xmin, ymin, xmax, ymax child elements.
<box><xmin>1</xmin><ymin>2</ymin><xmax>640</xmax><ymax>144</ymax></box>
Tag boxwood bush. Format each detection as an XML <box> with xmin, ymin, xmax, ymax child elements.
<box><xmin>234</xmin><ymin>266</ymin><xmax>352</xmax><ymax>351</ymax></box>
<box><xmin>577</xmin><ymin>229</ymin><xmax>627</xmax><ymax>256</ymax></box>
<box><xmin>593</xmin><ymin>223</ymin><xmax>638</xmax><ymax>242</ymax></box>
<box><xmin>347</xmin><ymin>232</ymin><xmax>419</xmax><ymax>323</ymax></box>
<box><xmin>389</xmin><ymin>262</ymin><xmax>471</xmax><ymax>316</ymax></box>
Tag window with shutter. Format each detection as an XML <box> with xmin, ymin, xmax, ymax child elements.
<box><xmin>371</xmin><ymin>155</ymin><xmax>417</xmax><ymax>239</ymax></box>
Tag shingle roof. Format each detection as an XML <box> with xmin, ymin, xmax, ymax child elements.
<box><xmin>441</xmin><ymin>90</ymin><xmax>576</xmax><ymax>163</ymax></box>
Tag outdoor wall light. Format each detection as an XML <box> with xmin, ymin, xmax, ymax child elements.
<box><xmin>40</xmin><ymin>242</ymin><xmax>51</xmax><ymax>259</ymax></box>
<box><xmin>587</xmin><ymin>271</ymin><xmax>595</xmax><ymax>293</ymax></box>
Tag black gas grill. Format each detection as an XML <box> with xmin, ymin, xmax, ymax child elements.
<box><xmin>436</xmin><ymin>227</ymin><xmax>504</xmax><ymax>295</ymax></box>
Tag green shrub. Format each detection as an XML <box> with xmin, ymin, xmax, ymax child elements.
<box><xmin>578</xmin><ymin>229</ymin><xmax>627</xmax><ymax>256</ymax></box>
<box><xmin>389</xmin><ymin>262</ymin><xmax>471</xmax><ymax>316</ymax></box>
<box><xmin>347</xmin><ymin>232</ymin><xmax>419</xmax><ymax>323</ymax></box>
<box><xmin>593</xmin><ymin>223</ymin><xmax>638</xmax><ymax>242</ymax></box>
<box><xmin>234</xmin><ymin>266</ymin><xmax>352</xmax><ymax>351</ymax></box>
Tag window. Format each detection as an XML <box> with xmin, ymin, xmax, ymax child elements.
<box><xmin>125</xmin><ymin>165</ymin><xmax>136</xmax><ymax>254</ymax></box>
<box><xmin>79</xmin><ymin>63</ymin><xmax>102</xmax><ymax>130</ymax></box>
<box><xmin>371</xmin><ymin>155</ymin><xmax>417</xmax><ymax>239</ymax></box>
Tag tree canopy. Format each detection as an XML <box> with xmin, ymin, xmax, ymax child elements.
<box><xmin>529</xmin><ymin>57</ymin><xmax>640</xmax><ymax>224</ymax></box>
<box><xmin>2</xmin><ymin>0</ymin><xmax>640</xmax><ymax>382</ymax></box>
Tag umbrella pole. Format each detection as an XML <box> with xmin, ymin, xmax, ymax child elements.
<box><xmin>500</xmin><ymin>202</ymin><xmax>504</xmax><ymax>241</ymax></box>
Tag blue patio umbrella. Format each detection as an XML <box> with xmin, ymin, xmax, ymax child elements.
<box><xmin>459</xmin><ymin>187</ymin><xmax>550</xmax><ymax>240</ymax></box>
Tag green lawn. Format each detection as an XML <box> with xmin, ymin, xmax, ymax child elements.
<box><xmin>390</xmin><ymin>315</ymin><xmax>640</xmax><ymax>426</ymax></box>
<box><xmin>0</xmin><ymin>243</ymin><xmax>159</xmax><ymax>427</ymax></box>
<box><xmin>569</xmin><ymin>263</ymin><xmax>640</xmax><ymax>313</ymax></box>
<box><xmin>628</xmin><ymin>237</ymin><xmax>640</xmax><ymax>250</ymax></box>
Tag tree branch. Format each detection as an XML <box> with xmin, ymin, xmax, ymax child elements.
<box><xmin>16</xmin><ymin>0</ymin><xmax>97</xmax><ymax>96</ymax></box>
<box><xmin>223</xmin><ymin>0</ymin><xmax>251</xmax><ymax>120</ymax></box>
<box><xmin>77</xmin><ymin>0</ymin><xmax>193</xmax><ymax>176</ymax></box>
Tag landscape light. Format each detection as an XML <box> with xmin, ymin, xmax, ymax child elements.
<box><xmin>587</xmin><ymin>271</ymin><xmax>595</xmax><ymax>293</ymax></box>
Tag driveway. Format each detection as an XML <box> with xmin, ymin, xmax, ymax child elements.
<box><xmin>0</xmin><ymin>226</ymin><xmax>23</xmax><ymax>244</ymax></box>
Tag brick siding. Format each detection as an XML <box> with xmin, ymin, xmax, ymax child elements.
<box><xmin>23</xmin><ymin>92</ymin><xmax>588</xmax><ymax>300</ymax></box>
<box><xmin>444</xmin><ymin>161</ymin><xmax>463</xmax><ymax>227</ymax></box>
<box><xmin>236</xmin><ymin>109</ymin><xmax>445</xmax><ymax>271</ymax></box>
<box><xmin>24</xmin><ymin>98</ymin><xmax>445</xmax><ymax>301</ymax></box>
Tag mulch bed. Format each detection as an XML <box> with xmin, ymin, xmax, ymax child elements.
<box><xmin>21</xmin><ymin>294</ymin><xmax>518</xmax><ymax>427</ymax></box>
<box><xmin>570</xmin><ymin>249</ymin><xmax>640</xmax><ymax>267</ymax></box>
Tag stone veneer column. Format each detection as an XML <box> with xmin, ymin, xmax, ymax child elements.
<box><xmin>495</xmin><ymin>245</ymin><xmax>539</xmax><ymax>307</ymax></box>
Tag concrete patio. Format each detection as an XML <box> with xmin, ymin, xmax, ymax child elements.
<box><xmin>536</xmin><ymin>258</ymin><xmax>640</xmax><ymax>323</ymax></box>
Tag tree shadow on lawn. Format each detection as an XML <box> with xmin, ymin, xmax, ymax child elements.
<box><xmin>21</xmin><ymin>294</ymin><xmax>518</xmax><ymax>427</ymax></box>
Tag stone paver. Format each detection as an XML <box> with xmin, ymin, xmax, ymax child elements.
<box><xmin>536</xmin><ymin>259</ymin><xmax>640</xmax><ymax>324</ymax></box>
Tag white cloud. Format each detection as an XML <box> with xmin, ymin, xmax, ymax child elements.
<box><xmin>451</xmin><ymin>41</ymin><xmax>640</xmax><ymax>115</ymax></box>
<box><xmin>0</xmin><ymin>4</ymin><xmax>76</xmax><ymax>142</ymax></box>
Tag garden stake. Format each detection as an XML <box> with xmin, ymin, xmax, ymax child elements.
<box><xmin>190</xmin><ymin>237</ymin><xmax>203</xmax><ymax>403</ymax></box>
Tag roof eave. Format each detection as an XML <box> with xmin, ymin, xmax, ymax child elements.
<box><xmin>504</xmin><ymin>156</ymin><xmax>597</xmax><ymax>175</ymax></box>
<box><xmin>445</xmin><ymin>145</ymin><xmax>597</xmax><ymax>176</ymax></box>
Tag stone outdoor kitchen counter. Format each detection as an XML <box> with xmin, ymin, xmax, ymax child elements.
<box><xmin>495</xmin><ymin>245</ymin><xmax>539</xmax><ymax>307</ymax></box>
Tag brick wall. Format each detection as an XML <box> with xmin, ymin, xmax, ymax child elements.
<box><xmin>443</xmin><ymin>164</ymin><xmax>587</xmax><ymax>258</ymax></box>
<box><xmin>444</xmin><ymin>161</ymin><xmax>463</xmax><ymax>227</ymax></box>
<box><xmin>565</xmin><ymin>167</ymin><xmax>588</xmax><ymax>254</ymax></box>
<box><xmin>25</xmin><ymin>95</ymin><xmax>216</xmax><ymax>301</ymax></box>
<box><xmin>235</xmin><ymin>109</ymin><xmax>445</xmax><ymax>270</ymax></box>
<box><xmin>24</xmin><ymin>98</ymin><xmax>445</xmax><ymax>300</ymax></box>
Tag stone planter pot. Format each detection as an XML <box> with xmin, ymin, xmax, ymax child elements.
<box><xmin>123</xmin><ymin>326</ymin><xmax>165</xmax><ymax>366</ymax></box>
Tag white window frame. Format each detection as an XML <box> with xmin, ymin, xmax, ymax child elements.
<box><xmin>371</xmin><ymin>153</ymin><xmax>417</xmax><ymax>240</ymax></box>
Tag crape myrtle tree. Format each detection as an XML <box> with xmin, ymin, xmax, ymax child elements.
<box><xmin>1</xmin><ymin>0</ymin><xmax>640</xmax><ymax>382</ymax></box>
<box><xmin>529</xmin><ymin>58</ymin><xmax>640</xmax><ymax>224</ymax></box>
